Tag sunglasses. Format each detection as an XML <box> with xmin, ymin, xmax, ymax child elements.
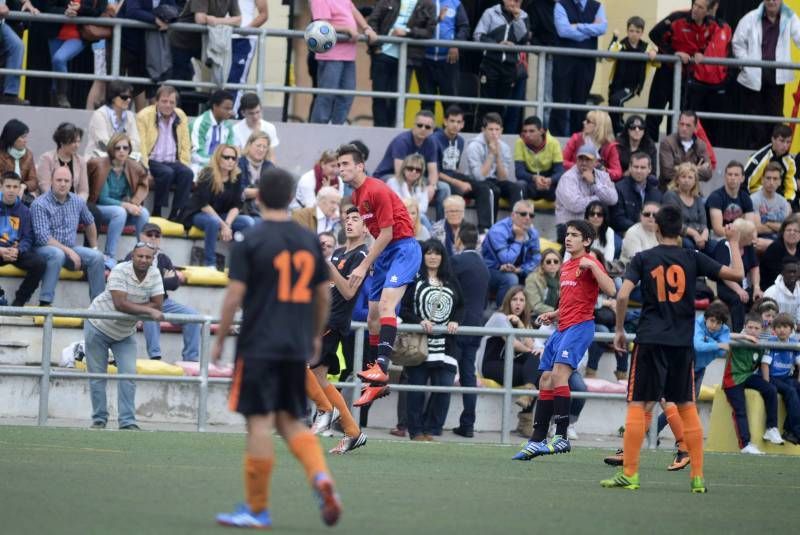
<box><xmin>628</xmin><ymin>124</ymin><xmax>644</xmax><ymax>131</ymax></box>
<box><xmin>134</xmin><ymin>241</ymin><xmax>157</xmax><ymax>250</ymax></box>
<box><xmin>144</xmin><ymin>231</ymin><xmax>161</xmax><ymax>238</ymax></box>
<box><xmin>544</xmin><ymin>259</ymin><xmax>560</xmax><ymax>265</ymax></box>
<box><xmin>405</xmin><ymin>167</ymin><xmax>423</xmax><ymax>173</ymax></box>
<box><xmin>588</xmin><ymin>211</ymin><xmax>604</xmax><ymax>217</ymax></box>
<box><xmin>641</xmin><ymin>211</ymin><xmax>657</xmax><ymax>217</ymax></box>
<box><xmin>221</xmin><ymin>155</ymin><xmax>237</xmax><ymax>161</ymax></box>
<box><xmin>514</xmin><ymin>211</ymin><xmax>533</xmax><ymax>218</ymax></box>
<box><xmin>114</xmin><ymin>145</ymin><xmax>131</xmax><ymax>151</ymax></box>
<box><xmin>416</xmin><ymin>123</ymin><xmax>433</xmax><ymax>130</ymax></box>
<box><xmin>118</xmin><ymin>95</ymin><xmax>132</xmax><ymax>101</ymax></box>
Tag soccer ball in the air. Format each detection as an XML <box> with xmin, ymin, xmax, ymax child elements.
<box><xmin>305</xmin><ymin>20</ymin><xmax>337</xmax><ymax>54</ymax></box>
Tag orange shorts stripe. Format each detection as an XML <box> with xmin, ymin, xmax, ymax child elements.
<box><xmin>228</xmin><ymin>359</ymin><xmax>244</xmax><ymax>412</ymax></box>
<box><xmin>626</xmin><ymin>345</ymin><xmax>639</xmax><ymax>402</ymax></box>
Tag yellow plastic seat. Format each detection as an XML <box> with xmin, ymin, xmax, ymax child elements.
<box><xmin>182</xmin><ymin>265</ymin><xmax>229</xmax><ymax>286</ymax></box>
<box><xmin>75</xmin><ymin>359</ymin><xmax>184</xmax><ymax>376</ymax></box>
<box><xmin>0</xmin><ymin>264</ymin><xmax>83</xmax><ymax>280</ymax></box>
<box><xmin>187</xmin><ymin>226</ymin><xmax>205</xmax><ymax>239</ymax></box>
<box><xmin>33</xmin><ymin>316</ymin><xmax>83</xmax><ymax>328</ymax></box>
<box><xmin>698</xmin><ymin>383</ymin><xmax>717</xmax><ymax>402</ymax></box>
<box><xmin>540</xmin><ymin>238</ymin><xmax>562</xmax><ymax>253</ymax></box>
<box><xmin>533</xmin><ymin>199</ymin><xmax>556</xmax><ymax>212</ymax></box>
<box><xmin>147</xmin><ymin>217</ymin><xmax>186</xmax><ymax>238</ymax></box>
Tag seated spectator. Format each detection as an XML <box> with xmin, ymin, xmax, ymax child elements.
<box><xmin>84</xmin><ymin>81</ymin><xmax>141</xmax><ymax>160</ymax></box>
<box><xmin>418</xmin><ymin>0</ymin><xmax>468</xmax><ymax>114</ymax></box>
<box><xmin>181</xmin><ymin>145</ymin><xmax>255</xmax><ymax>268</ymax></box>
<box><xmin>662</xmin><ymin>162</ymin><xmax>710</xmax><ymax>251</ymax></box>
<box><xmin>744</xmin><ymin>124</ymin><xmax>796</xmax><ymax>204</ymax></box>
<box><xmin>388</xmin><ymin>154</ymin><xmax>430</xmax><ymax>228</ymax></box>
<box><xmin>761</xmin><ymin>214</ymin><xmax>800</xmax><ymax>290</ymax></box>
<box><xmin>84</xmin><ymin>242</ymin><xmax>164</xmax><ymax>430</ymax></box>
<box><xmin>0</xmin><ymin>119</ymin><xmax>37</xmax><ymax>201</ymax></box>
<box><xmin>616</xmin><ymin>115</ymin><xmax>657</xmax><ymax>175</ymax></box>
<box><xmin>238</xmin><ymin>131</ymin><xmax>274</xmax><ymax>217</ymax></box>
<box><xmin>87</xmin><ymin>133</ymin><xmax>150</xmax><ymax>264</ymax></box>
<box><xmin>190</xmin><ymin>90</ymin><xmax>235</xmax><ymax>174</ymax></box>
<box><xmin>430</xmin><ymin>194</ymin><xmax>464</xmax><ymax>256</ymax></box>
<box><xmin>0</xmin><ymin>171</ymin><xmax>45</xmax><ymax>306</ymax></box>
<box><xmin>482</xmin><ymin>199</ymin><xmax>541</xmax><ymax>306</ymax></box>
<box><xmin>562</xmin><ymin>110</ymin><xmax>623</xmax><ymax>181</ymax></box>
<box><xmin>136</xmin><ymin>84</ymin><xmax>193</xmax><ymax>222</ymax></box>
<box><xmin>583</xmin><ymin>201</ymin><xmax>615</xmax><ymax>262</ymax></box>
<box><xmin>36</xmin><ymin>122</ymin><xmax>88</xmax><ymax>200</ymax></box>
<box><xmin>707</xmin><ymin>160</ymin><xmax>758</xmax><ymax>239</ymax></box>
<box><xmin>610</xmin><ymin>151</ymin><xmax>662</xmax><ymax>235</ymax></box>
<box><xmin>761</xmin><ymin>312</ymin><xmax>800</xmax><ymax>444</ymax></box>
<box><xmin>658</xmin><ymin>110</ymin><xmax>713</xmax><ymax>190</ymax></box>
<box><xmin>169</xmin><ymin>0</ymin><xmax>241</xmax><ymax>81</ymax></box>
<box><xmin>752</xmin><ymin>162</ymin><xmax>791</xmax><ymax>250</ymax></box>
<box><xmin>464</xmin><ymin>112</ymin><xmax>525</xmax><ymax>227</ymax></box>
<box><xmin>620</xmin><ymin>201</ymin><xmax>660</xmax><ymax>266</ymax></box>
<box><xmin>291</xmin><ymin>186</ymin><xmax>342</xmax><ymax>236</ymax></box>
<box><xmin>400</xmin><ymin>239</ymin><xmax>463</xmax><ymax>441</ymax></box>
<box><xmin>555</xmin><ymin>142</ymin><xmax>618</xmax><ymax>237</ymax></box>
<box><xmin>714</xmin><ymin>218</ymin><xmax>761</xmax><ymax>331</ymax></box>
<box><xmin>232</xmin><ymin>93</ymin><xmax>279</xmax><ymax>159</ymax></box>
<box><xmin>31</xmin><ymin>166</ymin><xmax>105</xmax><ymax>305</ymax></box>
<box><xmin>293</xmin><ymin>150</ymin><xmax>340</xmax><ymax>211</ymax></box>
<box><xmin>403</xmin><ymin>197</ymin><xmax>430</xmax><ymax>241</ymax></box>
<box><xmin>514</xmin><ymin>115</ymin><xmax>563</xmax><ymax>201</ymax></box>
<box><xmin>0</xmin><ymin>0</ymin><xmax>30</xmax><ymax>105</ymax></box>
<box><xmin>524</xmin><ymin>248</ymin><xmax>561</xmax><ymax>322</ymax></box>
<box><xmin>764</xmin><ymin>258</ymin><xmax>800</xmax><ymax>321</ymax></box>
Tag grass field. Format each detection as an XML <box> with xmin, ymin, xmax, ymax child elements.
<box><xmin>0</xmin><ymin>426</ymin><xmax>797</xmax><ymax>534</ymax></box>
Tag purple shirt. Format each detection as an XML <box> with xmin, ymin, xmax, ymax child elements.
<box><xmin>761</xmin><ymin>12</ymin><xmax>780</xmax><ymax>85</ymax></box>
<box><xmin>150</xmin><ymin>113</ymin><xmax>177</xmax><ymax>163</ymax></box>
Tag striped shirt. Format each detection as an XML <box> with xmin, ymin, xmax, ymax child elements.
<box><xmin>31</xmin><ymin>191</ymin><xmax>95</xmax><ymax>248</ymax></box>
<box><xmin>190</xmin><ymin>110</ymin><xmax>234</xmax><ymax>168</ymax></box>
<box><xmin>88</xmin><ymin>261</ymin><xmax>164</xmax><ymax>340</ymax></box>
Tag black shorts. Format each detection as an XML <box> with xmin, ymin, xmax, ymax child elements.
<box><xmin>228</xmin><ymin>358</ymin><xmax>307</xmax><ymax>418</ymax></box>
<box><xmin>310</xmin><ymin>329</ymin><xmax>343</xmax><ymax>375</ymax></box>
<box><xmin>627</xmin><ymin>344</ymin><xmax>696</xmax><ymax>404</ymax></box>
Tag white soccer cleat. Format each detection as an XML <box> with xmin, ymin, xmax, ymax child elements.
<box><xmin>763</xmin><ymin>427</ymin><xmax>785</xmax><ymax>445</ymax></box>
<box><xmin>311</xmin><ymin>407</ymin><xmax>340</xmax><ymax>435</ymax></box>
<box><xmin>567</xmin><ymin>424</ymin><xmax>578</xmax><ymax>441</ymax></box>
<box><xmin>740</xmin><ymin>442</ymin><xmax>765</xmax><ymax>455</ymax></box>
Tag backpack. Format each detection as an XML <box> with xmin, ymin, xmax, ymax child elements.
<box><xmin>692</xmin><ymin>21</ymin><xmax>732</xmax><ymax>87</ymax></box>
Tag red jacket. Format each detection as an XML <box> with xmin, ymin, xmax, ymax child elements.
<box><xmin>562</xmin><ymin>133</ymin><xmax>623</xmax><ymax>181</ymax></box>
<box><xmin>650</xmin><ymin>10</ymin><xmax>719</xmax><ymax>76</ymax></box>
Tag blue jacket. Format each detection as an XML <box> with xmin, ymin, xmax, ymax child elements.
<box><xmin>425</xmin><ymin>0</ymin><xmax>470</xmax><ymax>61</ymax></box>
<box><xmin>693</xmin><ymin>315</ymin><xmax>730</xmax><ymax>371</ymax></box>
<box><xmin>481</xmin><ymin>217</ymin><xmax>541</xmax><ymax>276</ymax></box>
<box><xmin>0</xmin><ymin>196</ymin><xmax>34</xmax><ymax>254</ymax></box>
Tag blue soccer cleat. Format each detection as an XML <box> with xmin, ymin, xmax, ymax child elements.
<box><xmin>216</xmin><ymin>503</ymin><xmax>272</xmax><ymax>530</ymax></box>
<box><xmin>547</xmin><ymin>435</ymin><xmax>572</xmax><ymax>455</ymax></box>
<box><xmin>512</xmin><ymin>440</ymin><xmax>549</xmax><ymax>461</ymax></box>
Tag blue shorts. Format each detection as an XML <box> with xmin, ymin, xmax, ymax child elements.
<box><xmin>538</xmin><ymin>320</ymin><xmax>595</xmax><ymax>372</ymax></box>
<box><xmin>369</xmin><ymin>237</ymin><xmax>421</xmax><ymax>302</ymax></box>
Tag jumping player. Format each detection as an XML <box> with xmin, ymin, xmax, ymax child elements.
<box><xmin>212</xmin><ymin>167</ymin><xmax>341</xmax><ymax>529</ymax></box>
<box><xmin>602</xmin><ymin>205</ymin><xmax>744</xmax><ymax>493</ymax></box>
<box><xmin>336</xmin><ymin>144</ymin><xmax>423</xmax><ymax>406</ymax></box>
<box><xmin>513</xmin><ymin>220</ymin><xmax>616</xmax><ymax>460</ymax></box>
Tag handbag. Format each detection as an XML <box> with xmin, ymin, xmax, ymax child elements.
<box><xmin>79</xmin><ymin>0</ymin><xmax>124</xmax><ymax>43</ymax></box>
<box><xmin>392</xmin><ymin>331</ymin><xmax>428</xmax><ymax>367</ymax></box>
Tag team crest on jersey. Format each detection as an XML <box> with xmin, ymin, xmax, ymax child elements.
<box><xmin>561</xmin><ymin>350</ymin><xmax>569</xmax><ymax>358</ymax></box>
<box><xmin>361</xmin><ymin>201</ymin><xmax>371</xmax><ymax>213</ymax></box>
<box><xmin>390</xmin><ymin>275</ymin><xmax>398</xmax><ymax>283</ymax></box>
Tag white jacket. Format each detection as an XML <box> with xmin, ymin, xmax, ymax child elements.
<box><xmin>764</xmin><ymin>274</ymin><xmax>800</xmax><ymax>323</ymax></box>
<box><xmin>732</xmin><ymin>2</ymin><xmax>800</xmax><ymax>91</ymax></box>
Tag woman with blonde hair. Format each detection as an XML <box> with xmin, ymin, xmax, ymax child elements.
<box><xmin>662</xmin><ymin>162</ymin><xmax>710</xmax><ymax>251</ymax></box>
<box><xmin>562</xmin><ymin>110</ymin><xmax>622</xmax><ymax>180</ymax></box>
<box><xmin>403</xmin><ymin>197</ymin><xmax>431</xmax><ymax>240</ymax></box>
<box><xmin>293</xmin><ymin>149</ymin><xmax>343</xmax><ymax>210</ymax></box>
<box><xmin>181</xmin><ymin>144</ymin><xmax>255</xmax><ymax>268</ymax></box>
<box><xmin>239</xmin><ymin>131</ymin><xmax>274</xmax><ymax>216</ymax></box>
<box><xmin>714</xmin><ymin>218</ymin><xmax>761</xmax><ymax>331</ymax></box>
<box><xmin>388</xmin><ymin>154</ymin><xmax>430</xmax><ymax>227</ymax></box>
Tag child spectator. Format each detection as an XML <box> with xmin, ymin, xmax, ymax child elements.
<box><xmin>761</xmin><ymin>312</ymin><xmax>800</xmax><ymax>444</ymax></box>
<box><xmin>607</xmin><ymin>17</ymin><xmax>654</xmax><ymax>134</ymax></box>
<box><xmin>724</xmin><ymin>312</ymin><xmax>783</xmax><ymax>454</ymax></box>
<box><xmin>751</xmin><ymin>162</ymin><xmax>791</xmax><ymax>248</ymax></box>
<box><xmin>755</xmin><ymin>297</ymin><xmax>780</xmax><ymax>340</ymax></box>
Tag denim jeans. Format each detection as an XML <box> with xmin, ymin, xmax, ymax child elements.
<box><xmin>310</xmin><ymin>60</ymin><xmax>356</xmax><ymax>125</ymax></box>
<box><xmin>432</xmin><ymin>181</ymin><xmax>451</xmax><ymax>220</ymax></box>
<box><xmin>405</xmin><ymin>362</ymin><xmax>456</xmax><ymax>438</ymax></box>
<box><xmin>488</xmin><ymin>269</ymin><xmax>521</xmax><ymax>307</ymax></box>
<box><xmin>48</xmin><ymin>38</ymin><xmax>85</xmax><ymax>73</ymax></box>
<box><xmin>35</xmin><ymin>245</ymin><xmax>105</xmax><ymax>303</ymax></box>
<box><xmin>84</xmin><ymin>320</ymin><xmax>138</xmax><ymax>426</ymax></box>
<box><xmin>771</xmin><ymin>375</ymin><xmax>800</xmax><ymax>436</ymax></box>
<box><xmin>148</xmin><ymin>161</ymin><xmax>194</xmax><ymax>220</ymax></box>
<box><xmin>192</xmin><ymin>212</ymin><xmax>255</xmax><ymax>266</ymax></box>
<box><xmin>96</xmin><ymin>204</ymin><xmax>150</xmax><ymax>259</ymax></box>
<box><xmin>1</xmin><ymin>24</ymin><xmax>24</xmax><ymax>95</ymax></box>
<box><xmin>143</xmin><ymin>298</ymin><xmax>200</xmax><ymax>361</ymax></box>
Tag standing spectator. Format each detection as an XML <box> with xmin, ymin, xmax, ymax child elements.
<box><xmin>707</xmin><ymin>161</ymin><xmax>758</xmax><ymax>239</ymax></box>
<box><xmin>514</xmin><ymin>115</ymin><xmax>564</xmax><ymax>201</ymax></box>
<box><xmin>418</xmin><ymin>0</ymin><xmax>469</xmax><ymax>113</ymax></box>
<box><xmin>293</xmin><ymin>150</ymin><xmax>341</xmax><ymax>210</ymax></box>
<box><xmin>610</xmin><ymin>151</ymin><xmax>662</xmax><ymax>235</ymax></box>
<box><xmin>607</xmin><ymin>16</ymin><xmax>653</xmax><ymax>134</ymax></box>
<box><xmin>0</xmin><ymin>172</ymin><xmax>46</xmax><ymax>306</ymax></box>
<box><xmin>761</xmin><ymin>312</ymin><xmax>800</xmax><ymax>444</ymax></box>
<box><xmin>403</xmin><ymin>197</ymin><xmax>431</xmax><ymax>240</ymax></box>
<box><xmin>761</xmin><ymin>214</ymin><xmax>800</xmax><ymax>290</ymax></box>
<box><xmin>0</xmin><ymin>0</ymin><xmax>32</xmax><ymax>105</ymax></box>
<box><xmin>657</xmin><ymin>110</ymin><xmax>713</xmax><ymax>190</ymax></box>
<box><xmin>190</xmin><ymin>90</ymin><xmax>235</xmax><ymax>174</ymax></box>
<box><xmin>31</xmin><ymin>166</ymin><xmax>105</xmax><ymax>305</ymax></box>
<box><xmin>366</xmin><ymin>0</ymin><xmax>436</xmax><ymax>127</ymax></box>
<box><xmin>169</xmin><ymin>0</ymin><xmax>241</xmax><ymax>81</ymax></box>
<box><xmin>554</xmin><ymin>142</ymin><xmax>618</xmax><ymax>234</ymax></box>
<box><xmin>526</xmin><ymin>0</ymin><xmax>558</xmax><ymax>125</ymax></box>
<box><xmin>764</xmin><ymin>258</ymin><xmax>800</xmax><ymax>321</ymax></box>
<box><xmin>0</xmin><ymin>120</ymin><xmax>37</xmax><ymax>200</ymax></box>
<box><xmin>36</xmin><ymin>122</ymin><xmax>89</xmax><ymax>200</ymax></box>
<box><xmin>84</xmin><ymin>242</ymin><xmax>164</xmax><ymax>430</ymax></box>
<box><xmin>473</xmin><ymin>0</ymin><xmax>530</xmax><ymax>121</ymax></box>
<box><xmin>388</xmin><ymin>154</ymin><xmax>431</xmax><ymax>228</ymax></box>
<box><xmin>615</xmin><ymin>114</ymin><xmax>657</xmax><ymax>174</ymax></box>
<box><xmin>524</xmin><ymin>247</ymin><xmax>561</xmax><ymax>321</ymax></box>
<box><xmin>451</xmin><ymin>223</ymin><xmax>489</xmax><ymax>439</ymax></box>
<box><xmin>430</xmin><ymin>194</ymin><xmax>464</xmax><ymax>256</ymax></box>
<box><xmin>662</xmin><ymin>162</ymin><xmax>710</xmax><ymax>250</ymax></box>
<box><xmin>732</xmin><ymin>0</ymin><xmax>800</xmax><ymax>149</ymax></box>
<box><xmin>181</xmin><ymin>145</ymin><xmax>255</xmax><ymax>268</ymax></box>
<box><xmin>291</xmin><ymin>186</ymin><xmax>342</xmax><ymax>236</ymax></box>
<box><xmin>401</xmin><ymin>239</ymin><xmax>463</xmax><ymax>441</ymax></box>
<box><xmin>744</xmin><ymin>124</ymin><xmax>796</xmax><ymax>204</ymax></box>
<box><xmin>620</xmin><ymin>201</ymin><xmax>660</xmax><ymax>265</ymax></box>
<box><xmin>482</xmin><ymin>199</ymin><xmax>541</xmax><ymax>306</ymax></box>
<box><xmin>87</xmin><ymin>133</ymin><xmax>150</xmax><ymax>264</ymax></box>
<box><xmin>549</xmin><ymin>0</ymin><xmax>607</xmax><ymax>137</ymax></box>
<box><xmin>309</xmin><ymin>0</ymin><xmax>376</xmax><ymax>124</ymax></box>
<box><xmin>583</xmin><ymin>200</ymin><xmax>615</xmax><ymax>262</ymax></box>
<box><xmin>464</xmin><ymin>112</ymin><xmax>525</xmax><ymax>227</ymax></box>
<box><xmin>228</xmin><ymin>0</ymin><xmax>268</xmax><ymax>111</ymax></box>
<box><xmin>646</xmin><ymin>0</ymin><xmax>719</xmax><ymax>139</ymax></box>
<box><xmin>232</xmin><ymin>93</ymin><xmax>280</xmax><ymax>159</ymax></box>
<box><xmin>751</xmin><ymin>162</ymin><xmax>791</xmax><ymax>247</ymax></box>
<box><xmin>136</xmin><ymin>85</ymin><xmax>194</xmax><ymax>222</ymax></box>
<box><xmin>714</xmin><ymin>218</ymin><xmax>762</xmax><ymax>331</ymax></box>
<box><xmin>84</xmin><ymin>82</ymin><xmax>142</xmax><ymax>160</ymax></box>
<box><xmin>239</xmin><ymin>131</ymin><xmax>274</xmax><ymax>217</ymax></box>
<box><xmin>562</xmin><ymin>110</ymin><xmax>623</xmax><ymax>181</ymax></box>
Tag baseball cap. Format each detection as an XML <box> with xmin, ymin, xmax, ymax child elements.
<box><xmin>576</xmin><ymin>142</ymin><xmax>599</xmax><ymax>160</ymax></box>
<box><xmin>141</xmin><ymin>223</ymin><xmax>162</xmax><ymax>236</ymax></box>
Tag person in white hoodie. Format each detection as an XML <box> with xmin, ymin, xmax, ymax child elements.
<box><xmin>763</xmin><ymin>257</ymin><xmax>800</xmax><ymax>322</ymax></box>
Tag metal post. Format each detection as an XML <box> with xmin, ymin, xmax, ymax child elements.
<box><xmin>671</xmin><ymin>59</ymin><xmax>682</xmax><ymax>134</ymax></box>
<box><xmin>536</xmin><ymin>52</ymin><xmax>546</xmax><ymax>121</ymax></box>
<box><xmin>395</xmin><ymin>41</ymin><xmax>409</xmax><ymax>128</ymax></box>
<box><xmin>38</xmin><ymin>314</ymin><xmax>53</xmax><ymax>426</ymax></box>
<box><xmin>499</xmin><ymin>333</ymin><xmax>516</xmax><ymax>444</ymax></box>
<box><xmin>350</xmin><ymin>326</ymin><xmax>365</xmax><ymax>419</ymax></box>
<box><xmin>111</xmin><ymin>23</ymin><xmax>122</xmax><ymax>77</ymax></box>
<box><xmin>255</xmin><ymin>30</ymin><xmax>266</xmax><ymax>98</ymax></box>
<box><xmin>196</xmin><ymin>320</ymin><xmax>212</xmax><ymax>432</ymax></box>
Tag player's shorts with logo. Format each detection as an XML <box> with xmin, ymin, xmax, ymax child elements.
<box><xmin>369</xmin><ymin>237</ymin><xmax>422</xmax><ymax>301</ymax></box>
<box><xmin>538</xmin><ymin>320</ymin><xmax>595</xmax><ymax>371</ymax></box>
<box><xmin>228</xmin><ymin>358</ymin><xmax>307</xmax><ymax>417</ymax></box>
<box><xmin>627</xmin><ymin>344</ymin><xmax>695</xmax><ymax>403</ymax></box>
<box><xmin>311</xmin><ymin>328</ymin><xmax>344</xmax><ymax>374</ymax></box>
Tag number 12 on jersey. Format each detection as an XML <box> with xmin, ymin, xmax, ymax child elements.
<box><xmin>650</xmin><ymin>264</ymin><xmax>686</xmax><ymax>303</ymax></box>
<box><xmin>274</xmin><ymin>250</ymin><xmax>315</xmax><ymax>303</ymax></box>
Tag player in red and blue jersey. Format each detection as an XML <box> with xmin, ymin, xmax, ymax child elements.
<box><xmin>337</xmin><ymin>144</ymin><xmax>423</xmax><ymax>407</ymax></box>
<box><xmin>514</xmin><ymin>219</ymin><xmax>617</xmax><ymax>460</ymax></box>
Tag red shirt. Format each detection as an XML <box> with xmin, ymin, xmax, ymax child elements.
<box><xmin>351</xmin><ymin>177</ymin><xmax>415</xmax><ymax>242</ymax></box>
<box><xmin>558</xmin><ymin>254</ymin><xmax>605</xmax><ymax>331</ymax></box>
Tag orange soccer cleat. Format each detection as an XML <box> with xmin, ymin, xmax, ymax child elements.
<box><xmin>357</xmin><ymin>362</ymin><xmax>389</xmax><ymax>385</ymax></box>
<box><xmin>353</xmin><ymin>385</ymin><xmax>390</xmax><ymax>407</ymax></box>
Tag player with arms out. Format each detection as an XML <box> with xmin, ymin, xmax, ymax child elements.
<box><xmin>602</xmin><ymin>205</ymin><xmax>744</xmax><ymax>493</ymax></box>
<box><xmin>513</xmin><ymin>220</ymin><xmax>617</xmax><ymax>460</ymax></box>
<box><xmin>336</xmin><ymin>144</ymin><xmax>423</xmax><ymax>406</ymax></box>
<box><xmin>212</xmin><ymin>167</ymin><xmax>341</xmax><ymax>529</ymax></box>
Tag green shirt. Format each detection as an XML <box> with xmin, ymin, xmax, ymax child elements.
<box><xmin>725</xmin><ymin>346</ymin><xmax>763</xmax><ymax>386</ymax></box>
<box><xmin>513</xmin><ymin>133</ymin><xmax>563</xmax><ymax>175</ymax></box>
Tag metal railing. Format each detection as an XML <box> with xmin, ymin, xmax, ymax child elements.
<box><xmin>4</xmin><ymin>11</ymin><xmax>800</xmax><ymax>130</ymax></box>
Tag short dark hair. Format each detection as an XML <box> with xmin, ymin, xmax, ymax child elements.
<box><xmin>52</xmin><ymin>122</ymin><xmax>84</xmax><ymax>148</ymax></box>
<box><xmin>627</xmin><ymin>16</ymin><xmax>645</xmax><ymax>30</ymax></box>
<box><xmin>210</xmin><ymin>90</ymin><xmax>234</xmax><ymax>107</ymax></box>
<box><xmin>764</xmin><ymin>161</ymin><xmax>784</xmax><ymax>178</ymax></box>
<box><xmin>744</xmin><ymin>311</ymin><xmax>763</xmax><ymax>326</ymax></box>
<box><xmin>458</xmin><ymin>222</ymin><xmax>479</xmax><ymax>250</ymax></box>
<box><xmin>1</xmin><ymin>171</ymin><xmax>22</xmax><ymax>184</ymax></box>
<box><xmin>347</xmin><ymin>139</ymin><xmax>369</xmax><ymax>161</ymax></box>
<box><xmin>773</xmin><ymin>312</ymin><xmax>796</xmax><ymax>330</ymax></box>
<box><xmin>337</xmin><ymin>144</ymin><xmax>365</xmax><ymax>165</ymax></box>
<box><xmin>772</xmin><ymin>124</ymin><xmax>792</xmax><ymax>140</ymax></box>
<box><xmin>725</xmin><ymin>160</ymin><xmax>745</xmax><ymax>174</ymax></box>
<box><xmin>654</xmin><ymin>204</ymin><xmax>683</xmax><ymax>238</ymax></box>
<box><xmin>630</xmin><ymin>151</ymin><xmax>652</xmax><ymax>166</ymax></box>
<box><xmin>444</xmin><ymin>105</ymin><xmax>464</xmax><ymax>119</ymax></box>
<box><xmin>258</xmin><ymin>167</ymin><xmax>296</xmax><ymax>209</ymax></box>
<box><xmin>238</xmin><ymin>93</ymin><xmax>260</xmax><ymax>112</ymax></box>
<box><xmin>679</xmin><ymin>110</ymin><xmax>698</xmax><ymax>124</ymax></box>
<box><xmin>106</xmin><ymin>81</ymin><xmax>133</xmax><ymax>105</ymax></box>
<box><xmin>522</xmin><ymin>115</ymin><xmax>544</xmax><ymax>129</ymax></box>
<box><xmin>345</xmin><ymin>206</ymin><xmax>360</xmax><ymax>216</ymax></box>
<box><xmin>482</xmin><ymin>112</ymin><xmax>503</xmax><ymax>128</ymax></box>
<box><xmin>704</xmin><ymin>300</ymin><xmax>730</xmax><ymax>324</ymax></box>
<box><xmin>415</xmin><ymin>109</ymin><xmax>434</xmax><ymax>121</ymax></box>
<box><xmin>781</xmin><ymin>256</ymin><xmax>800</xmax><ymax>268</ymax></box>
<box><xmin>565</xmin><ymin>219</ymin><xmax>596</xmax><ymax>249</ymax></box>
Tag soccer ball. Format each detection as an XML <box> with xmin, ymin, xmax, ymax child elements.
<box><xmin>305</xmin><ymin>20</ymin><xmax>337</xmax><ymax>54</ymax></box>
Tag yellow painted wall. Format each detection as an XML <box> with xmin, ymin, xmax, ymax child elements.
<box><xmin>785</xmin><ymin>0</ymin><xmax>800</xmax><ymax>152</ymax></box>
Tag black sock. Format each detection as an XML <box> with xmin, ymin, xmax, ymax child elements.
<box><xmin>531</xmin><ymin>395</ymin><xmax>554</xmax><ymax>442</ymax></box>
<box><xmin>377</xmin><ymin>321</ymin><xmax>397</xmax><ymax>372</ymax></box>
<box><xmin>553</xmin><ymin>395</ymin><xmax>571</xmax><ymax>438</ymax></box>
